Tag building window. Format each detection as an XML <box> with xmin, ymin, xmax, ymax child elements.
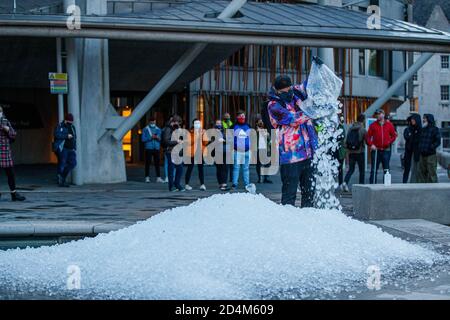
<box><xmin>441</xmin><ymin>55</ymin><xmax>449</xmax><ymax>69</ymax></box>
<box><xmin>359</xmin><ymin>49</ymin><xmax>365</xmax><ymax>75</ymax></box>
<box><xmin>441</xmin><ymin>85</ymin><xmax>450</xmax><ymax>101</ymax></box>
<box><xmin>368</xmin><ymin>50</ymin><xmax>384</xmax><ymax>77</ymax></box>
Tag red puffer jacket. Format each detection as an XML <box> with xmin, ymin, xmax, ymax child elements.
<box><xmin>366</xmin><ymin>120</ymin><xmax>397</xmax><ymax>150</ymax></box>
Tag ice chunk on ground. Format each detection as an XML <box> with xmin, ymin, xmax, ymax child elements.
<box><xmin>0</xmin><ymin>193</ymin><xmax>446</xmax><ymax>299</ymax></box>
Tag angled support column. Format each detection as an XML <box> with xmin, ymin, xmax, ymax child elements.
<box><xmin>112</xmin><ymin>0</ymin><xmax>247</xmax><ymax>141</ymax></box>
<box><xmin>364</xmin><ymin>52</ymin><xmax>433</xmax><ymax>117</ymax></box>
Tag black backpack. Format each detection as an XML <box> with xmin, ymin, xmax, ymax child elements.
<box><xmin>346</xmin><ymin>127</ymin><xmax>362</xmax><ymax>151</ymax></box>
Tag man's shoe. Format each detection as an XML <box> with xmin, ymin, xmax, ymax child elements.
<box><xmin>185</xmin><ymin>184</ymin><xmax>193</xmax><ymax>191</ymax></box>
<box><xmin>163</xmin><ymin>177</ymin><xmax>168</xmax><ymax>183</ymax></box>
<box><xmin>11</xmin><ymin>192</ymin><xmax>26</xmax><ymax>202</ymax></box>
<box><xmin>178</xmin><ymin>188</ymin><xmax>186</xmax><ymax>192</ymax></box>
<box><xmin>156</xmin><ymin>177</ymin><xmax>164</xmax><ymax>183</ymax></box>
<box><xmin>145</xmin><ymin>177</ymin><xmax>150</xmax><ymax>183</ymax></box>
<box><xmin>342</xmin><ymin>183</ymin><xmax>350</xmax><ymax>193</ymax></box>
<box><xmin>231</xmin><ymin>184</ymin><xmax>237</xmax><ymax>190</ymax></box>
<box><xmin>200</xmin><ymin>184</ymin><xmax>206</xmax><ymax>191</ymax></box>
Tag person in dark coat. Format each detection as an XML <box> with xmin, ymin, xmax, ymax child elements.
<box><xmin>403</xmin><ymin>113</ymin><xmax>421</xmax><ymax>183</ymax></box>
<box><xmin>161</xmin><ymin>115</ymin><xmax>185</xmax><ymax>192</ymax></box>
<box><xmin>53</xmin><ymin>113</ymin><xmax>77</xmax><ymax>187</ymax></box>
<box><xmin>418</xmin><ymin>114</ymin><xmax>441</xmax><ymax>183</ymax></box>
<box><xmin>0</xmin><ymin>106</ymin><xmax>25</xmax><ymax>201</ymax></box>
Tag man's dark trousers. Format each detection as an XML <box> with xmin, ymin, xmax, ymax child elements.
<box><xmin>280</xmin><ymin>159</ymin><xmax>314</xmax><ymax>208</ymax></box>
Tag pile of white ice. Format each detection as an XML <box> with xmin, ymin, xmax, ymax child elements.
<box><xmin>0</xmin><ymin>194</ymin><xmax>445</xmax><ymax>299</ymax></box>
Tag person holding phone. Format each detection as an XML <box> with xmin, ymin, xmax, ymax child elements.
<box><xmin>0</xmin><ymin>106</ymin><xmax>25</xmax><ymax>201</ymax></box>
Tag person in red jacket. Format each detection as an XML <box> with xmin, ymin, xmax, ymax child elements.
<box><xmin>366</xmin><ymin>109</ymin><xmax>397</xmax><ymax>184</ymax></box>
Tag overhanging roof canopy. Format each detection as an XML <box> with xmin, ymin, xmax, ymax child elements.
<box><xmin>0</xmin><ymin>1</ymin><xmax>450</xmax><ymax>52</ymax></box>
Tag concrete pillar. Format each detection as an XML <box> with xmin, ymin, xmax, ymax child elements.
<box><xmin>64</xmin><ymin>0</ymin><xmax>83</xmax><ymax>185</ymax></box>
<box><xmin>317</xmin><ymin>0</ymin><xmax>337</xmax><ymax>71</ymax></box>
<box><xmin>79</xmin><ymin>0</ymin><xmax>126</xmax><ymax>184</ymax></box>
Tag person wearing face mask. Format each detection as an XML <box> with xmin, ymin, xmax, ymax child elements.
<box><xmin>403</xmin><ymin>113</ymin><xmax>422</xmax><ymax>183</ymax></box>
<box><xmin>231</xmin><ymin>111</ymin><xmax>253</xmax><ymax>191</ymax></box>
<box><xmin>418</xmin><ymin>113</ymin><xmax>441</xmax><ymax>183</ymax></box>
<box><xmin>0</xmin><ymin>106</ymin><xmax>25</xmax><ymax>201</ymax></box>
<box><xmin>161</xmin><ymin>115</ymin><xmax>185</xmax><ymax>192</ymax></box>
<box><xmin>222</xmin><ymin>113</ymin><xmax>233</xmax><ymax>130</ymax></box>
<box><xmin>142</xmin><ymin>117</ymin><xmax>163</xmax><ymax>183</ymax></box>
<box><xmin>212</xmin><ymin>119</ymin><xmax>229</xmax><ymax>191</ymax></box>
<box><xmin>185</xmin><ymin>119</ymin><xmax>207</xmax><ymax>191</ymax></box>
<box><xmin>222</xmin><ymin>112</ymin><xmax>234</xmax><ymax>183</ymax></box>
<box><xmin>267</xmin><ymin>75</ymin><xmax>318</xmax><ymax>207</ymax></box>
<box><xmin>53</xmin><ymin>113</ymin><xmax>77</xmax><ymax>188</ymax></box>
<box><xmin>366</xmin><ymin>109</ymin><xmax>397</xmax><ymax>184</ymax></box>
<box><xmin>255</xmin><ymin>119</ymin><xmax>272</xmax><ymax>184</ymax></box>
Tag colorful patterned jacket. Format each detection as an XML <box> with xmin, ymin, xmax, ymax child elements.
<box><xmin>267</xmin><ymin>82</ymin><xmax>318</xmax><ymax>165</ymax></box>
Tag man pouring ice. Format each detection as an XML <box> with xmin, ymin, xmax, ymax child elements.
<box><xmin>267</xmin><ymin>57</ymin><xmax>343</xmax><ymax>209</ymax></box>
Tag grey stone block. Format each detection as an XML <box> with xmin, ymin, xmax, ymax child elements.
<box><xmin>93</xmin><ymin>221</ymin><xmax>133</xmax><ymax>234</ymax></box>
<box><xmin>0</xmin><ymin>222</ymin><xmax>34</xmax><ymax>237</ymax></box>
<box><xmin>30</xmin><ymin>221</ymin><xmax>96</xmax><ymax>236</ymax></box>
<box><xmin>371</xmin><ymin>219</ymin><xmax>450</xmax><ymax>248</ymax></box>
<box><xmin>353</xmin><ymin>183</ymin><xmax>450</xmax><ymax>225</ymax></box>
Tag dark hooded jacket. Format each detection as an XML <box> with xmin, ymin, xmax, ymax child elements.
<box><xmin>403</xmin><ymin>113</ymin><xmax>422</xmax><ymax>162</ymax></box>
<box><xmin>418</xmin><ymin>114</ymin><xmax>441</xmax><ymax>156</ymax></box>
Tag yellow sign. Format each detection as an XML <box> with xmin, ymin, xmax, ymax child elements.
<box><xmin>48</xmin><ymin>72</ymin><xmax>68</xmax><ymax>81</ymax></box>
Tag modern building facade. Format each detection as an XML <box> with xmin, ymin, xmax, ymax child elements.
<box><xmin>0</xmin><ymin>0</ymin><xmax>449</xmax><ymax>184</ymax></box>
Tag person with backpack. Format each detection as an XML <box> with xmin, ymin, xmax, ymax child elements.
<box><xmin>342</xmin><ymin>114</ymin><xmax>367</xmax><ymax>191</ymax></box>
<box><xmin>53</xmin><ymin>113</ymin><xmax>77</xmax><ymax>188</ymax></box>
<box><xmin>403</xmin><ymin>113</ymin><xmax>421</xmax><ymax>183</ymax></box>
<box><xmin>0</xmin><ymin>106</ymin><xmax>25</xmax><ymax>201</ymax></box>
<box><xmin>142</xmin><ymin>117</ymin><xmax>163</xmax><ymax>183</ymax></box>
<box><xmin>335</xmin><ymin>115</ymin><xmax>346</xmax><ymax>191</ymax></box>
<box><xmin>417</xmin><ymin>113</ymin><xmax>441</xmax><ymax>183</ymax></box>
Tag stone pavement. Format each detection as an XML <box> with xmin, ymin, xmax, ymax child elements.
<box><xmin>0</xmin><ymin>154</ymin><xmax>448</xmax><ymax>236</ymax></box>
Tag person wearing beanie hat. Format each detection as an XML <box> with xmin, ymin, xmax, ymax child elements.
<box><xmin>267</xmin><ymin>73</ymin><xmax>318</xmax><ymax>208</ymax></box>
<box><xmin>0</xmin><ymin>105</ymin><xmax>26</xmax><ymax>201</ymax></box>
<box><xmin>52</xmin><ymin>113</ymin><xmax>77</xmax><ymax>187</ymax></box>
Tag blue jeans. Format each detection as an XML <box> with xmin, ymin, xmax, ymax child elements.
<box><xmin>166</xmin><ymin>152</ymin><xmax>183</xmax><ymax>190</ymax></box>
<box><xmin>232</xmin><ymin>151</ymin><xmax>250</xmax><ymax>186</ymax></box>
<box><xmin>57</xmin><ymin>148</ymin><xmax>77</xmax><ymax>179</ymax></box>
<box><xmin>164</xmin><ymin>154</ymin><xmax>175</xmax><ymax>179</ymax></box>
<box><xmin>369</xmin><ymin>149</ymin><xmax>391</xmax><ymax>184</ymax></box>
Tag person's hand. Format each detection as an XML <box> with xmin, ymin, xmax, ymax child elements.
<box><xmin>312</xmin><ymin>56</ymin><xmax>324</xmax><ymax>66</ymax></box>
<box><xmin>2</xmin><ymin>125</ymin><xmax>9</xmax><ymax>132</ymax></box>
<box><xmin>371</xmin><ymin>145</ymin><xmax>377</xmax><ymax>151</ymax></box>
<box><xmin>68</xmin><ymin>134</ymin><xmax>73</xmax><ymax>139</ymax></box>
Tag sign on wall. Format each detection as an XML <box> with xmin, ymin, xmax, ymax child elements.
<box><xmin>49</xmin><ymin>73</ymin><xmax>68</xmax><ymax>94</ymax></box>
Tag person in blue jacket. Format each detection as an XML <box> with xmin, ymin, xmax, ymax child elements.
<box><xmin>232</xmin><ymin>111</ymin><xmax>252</xmax><ymax>190</ymax></box>
<box><xmin>141</xmin><ymin>117</ymin><xmax>163</xmax><ymax>183</ymax></box>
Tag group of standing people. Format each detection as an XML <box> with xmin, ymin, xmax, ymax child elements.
<box><xmin>141</xmin><ymin>112</ymin><xmax>273</xmax><ymax>193</ymax></box>
<box><xmin>403</xmin><ymin>113</ymin><xmax>441</xmax><ymax>183</ymax></box>
<box><xmin>337</xmin><ymin>109</ymin><xmax>441</xmax><ymax>192</ymax></box>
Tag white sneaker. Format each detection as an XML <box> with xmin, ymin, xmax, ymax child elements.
<box><xmin>185</xmin><ymin>184</ymin><xmax>193</xmax><ymax>191</ymax></box>
<box><xmin>342</xmin><ymin>183</ymin><xmax>350</xmax><ymax>193</ymax></box>
<box><xmin>163</xmin><ymin>177</ymin><xmax>168</xmax><ymax>183</ymax></box>
<box><xmin>200</xmin><ymin>184</ymin><xmax>206</xmax><ymax>191</ymax></box>
<box><xmin>145</xmin><ymin>177</ymin><xmax>150</xmax><ymax>183</ymax></box>
<box><xmin>156</xmin><ymin>177</ymin><xmax>164</xmax><ymax>183</ymax></box>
